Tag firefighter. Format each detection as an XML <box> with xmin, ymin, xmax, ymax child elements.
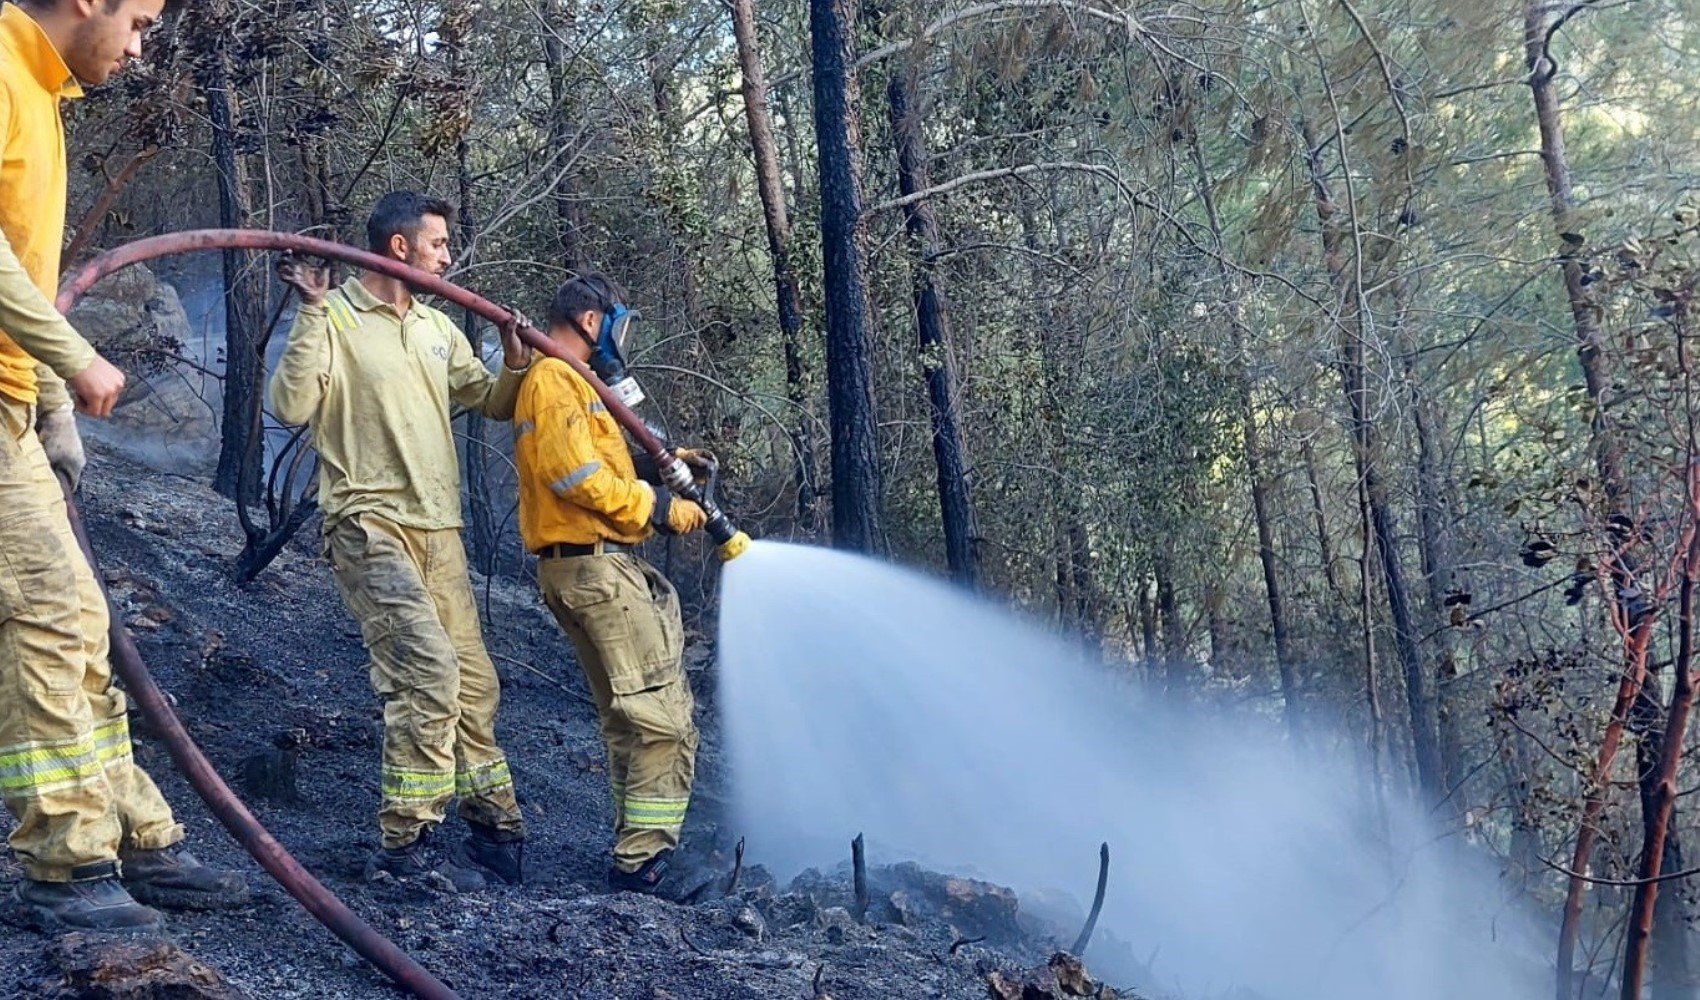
<box><xmin>513</xmin><ymin>273</ymin><xmax>713</xmax><ymax>900</ymax></box>
<box><xmin>0</xmin><ymin>0</ymin><xmax>250</xmax><ymax>933</ymax></box>
<box><xmin>270</xmin><ymin>192</ymin><xmax>531</xmax><ymax>887</ymax></box>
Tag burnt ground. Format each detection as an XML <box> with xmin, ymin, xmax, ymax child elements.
<box><xmin>0</xmin><ymin>441</ymin><xmax>1142</xmax><ymax>1000</ymax></box>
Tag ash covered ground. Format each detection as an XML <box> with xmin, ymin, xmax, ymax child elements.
<box><xmin>0</xmin><ymin>441</ymin><xmax>1139</xmax><ymax>1000</ymax></box>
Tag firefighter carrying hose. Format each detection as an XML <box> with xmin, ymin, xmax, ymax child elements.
<box><xmin>270</xmin><ymin>192</ymin><xmax>532</xmax><ymax>888</ymax></box>
<box><xmin>0</xmin><ymin>0</ymin><xmax>249</xmax><ymax>933</ymax></box>
<box><xmin>514</xmin><ymin>273</ymin><xmax>717</xmax><ymax>900</ymax></box>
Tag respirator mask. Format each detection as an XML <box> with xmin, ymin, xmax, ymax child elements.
<box><xmin>587</xmin><ymin>303</ymin><xmax>645</xmax><ymax>409</ymax></box>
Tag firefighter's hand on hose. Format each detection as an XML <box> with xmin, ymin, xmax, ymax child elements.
<box><xmin>652</xmin><ymin>489</ymin><xmax>708</xmax><ymax>536</ymax></box>
<box><xmin>675</xmin><ymin>447</ymin><xmax>718</xmax><ymax>487</ymax></box>
<box><xmin>67</xmin><ymin>355</ymin><xmax>125</xmax><ymax>418</ymax></box>
<box><xmin>36</xmin><ymin>404</ymin><xmax>85</xmax><ymax>489</ymax></box>
<box><xmin>668</xmin><ymin>498</ymin><xmax>708</xmax><ymax>535</ymax></box>
<box><xmin>276</xmin><ymin>253</ymin><xmax>329</xmax><ymax>306</ymax></box>
<box><xmin>499</xmin><ymin>307</ymin><xmax>534</xmax><ymax>370</ymax></box>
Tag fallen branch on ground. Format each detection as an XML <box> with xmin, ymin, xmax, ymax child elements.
<box><xmin>949</xmin><ymin>935</ymin><xmax>986</xmax><ymax>955</ymax></box>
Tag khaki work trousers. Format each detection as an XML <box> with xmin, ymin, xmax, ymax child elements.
<box><xmin>539</xmin><ymin>551</ymin><xmax>697</xmax><ymax>871</ymax></box>
<box><xmin>0</xmin><ymin>397</ymin><xmax>181</xmax><ymax>881</ymax></box>
<box><xmin>326</xmin><ymin>513</ymin><xmax>524</xmax><ymax>849</ymax></box>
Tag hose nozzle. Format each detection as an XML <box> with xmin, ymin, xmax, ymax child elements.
<box><xmin>716</xmin><ymin>530</ymin><xmax>752</xmax><ymax>562</ymax></box>
<box><xmin>668</xmin><ymin>452</ymin><xmax>751</xmax><ymax>562</ymax></box>
<box><xmin>704</xmin><ymin>509</ymin><xmax>750</xmax><ymax>562</ymax></box>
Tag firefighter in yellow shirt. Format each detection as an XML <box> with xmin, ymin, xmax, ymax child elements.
<box><xmin>0</xmin><ymin>0</ymin><xmax>248</xmax><ymax>934</ymax></box>
<box><xmin>271</xmin><ymin>192</ymin><xmax>531</xmax><ymax>887</ymax></box>
<box><xmin>513</xmin><ymin>273</ymin><xmax>715</xmax><ymax>900</ymax></box>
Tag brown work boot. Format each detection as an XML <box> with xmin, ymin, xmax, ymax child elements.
<box><xmin>461</xmin><ymin>822</ymin><xmax>525</xmax><ymax>885</ymax></box>
<box><xmin>365</xmin><ymin>829</ymin><xmax>485</xmax><ymax>892</ymax></box>
<box><xmin>120</xmin><ymin>845</ymin><xmax>249</xmax><ymax>911</ymax></box>
<box><xmin>607</xmin><ymin>849</ymin><xmax>718</xmax><ymax>904</ymax></box>
<box><xmin>14</xmin><ymin>862</ymin><xmax>165</xmax><ymax>935</ymax></box>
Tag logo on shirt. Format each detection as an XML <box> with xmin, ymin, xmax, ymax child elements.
<box><xmin>433</xmin><ymin>344</ymin><xmax>450</xmax><ymax>361</ymax></box>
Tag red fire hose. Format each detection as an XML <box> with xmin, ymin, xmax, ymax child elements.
<box><xmin>60</xmin><ymin>229</ymin><xmax>749</xmax><ymax>559</ymax></box>
<box><xmin>51</xmin><ymin>229</ymin><xmax>747</xmax><ymax>998</ymax></box>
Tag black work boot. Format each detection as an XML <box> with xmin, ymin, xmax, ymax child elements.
<box><xmin>607</xmin><ymin>849</ymin><xmax>717</xmax><ymax>903</ymax></box>
<box><xmin>461</xmin><ymin>822</ymin><xmax>525</xmax><ymax>885</ymax></box>
<box><xmin>120</xmin><ymin>845</ymin><xmax>249</xmax><ymax>911</ymax></box>
<box><xmin>365</xmin><ymin>829</ymin><xmax>485</xmax><ymax>892</ymax></box>
<box><xmin>14</xmin><ymin>861</ymin><xmax>165</xmax><ymax>935</ymax></box>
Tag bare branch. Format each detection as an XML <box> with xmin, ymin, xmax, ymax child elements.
<box><xmin>865</xmin><ymin>161</ymin><xmax>1132</xmax><ymax>215</ymax></box>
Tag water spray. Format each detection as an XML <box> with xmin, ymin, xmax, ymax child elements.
<box><xmin>59</xmin><ymin>228</ymin><xmax>752</xmax><ymax>561</ymax></box>
<box><xmin>719</xmin><ymin>544</ymin><xmax>1550</xmax><ymax>999</ymax></box>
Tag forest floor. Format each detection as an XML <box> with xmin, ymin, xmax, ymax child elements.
<box><xmin>0</xmin><ymin>440</ymin><xmax>1138</xmax><ymax>1000</ymax></box>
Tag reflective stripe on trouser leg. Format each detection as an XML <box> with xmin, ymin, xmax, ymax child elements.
<box><xmin>382</xmin><ymin>765</ymin><xmax>456</xmax><ymax>804</ymax></box>
<box><xmin>608</xmin><ymin>680</ymin><xmax>697</xmax><ymax>867</ymax></box>
<box><xmin>0</xmin><ymin>735</ymin><xmax>105</xmax><ymax>796</ymax></box>
<box><xmin>327</xmin><ymin>515</ymin><xmax>464</xmax><ymax>849</ymax></box>
<box><xmin>610</xmin><ymin>781</ymin><xmax>626</xmax><ymax>825</ymax></box>
<box><xmin>623</xmin><ymin>794</ymin><xmax>689</xmax><ymax>830</ymax></box>
<box><xmin>90</xmin><ymin>718</ymin><xmax>129</xmax><ymax>765</ymax></box>
<box><xmin>370</xmin><ymin>616</ymin><xmax>460</xmax><ymax>848</ymax></box>
<box><xmin>0</xmin><ymin>399</ymin><xmax>122</xmax><ymax>880</ymax></box>
<box><xmin>454</xmin><ymin>758</ymin><xmax>513</xmax><ymax>798</ymax></box>
<box><xmin>46</xmin><ymin>438</ymin><xmax>182</xmax><ymax>856</ymax></box>
<box><xmin>537</xmin><ymin>554</ymin><xmax>698</xmax><ymax>872</ymax></box>
<box><xmin>423</xmin><ymin>530</ymin><xmax>524</xmax><ymax>837</ymax></box>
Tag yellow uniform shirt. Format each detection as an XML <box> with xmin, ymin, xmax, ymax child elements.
<box><xmin>267</xmin><ymin>276</ymin><xmax>526</xmax><ymax>531</ymax></box>
<box><xmin>0</xmin><ymin>5</ymin><xmax>95</xmax><ymax>407</ymax></box>
<box><xmin>513</xmin><ymin>357</ymin><xmax>658</xmax><ymax>551</ymax></box>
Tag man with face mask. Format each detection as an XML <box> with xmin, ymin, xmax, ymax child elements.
<box><xmin>0</xmin><ymin>0</ymin><xmax>253</xmax><ymax>935</ymax></box>
<box><xmin>270</xmin><ymin>191</ymin><xmax>532</xmax><ymax>888</ymax></box>
<box><xmin>513</xmin><ymin>273</ymin><xmax>715</xmax><ymax>900</ymax></box>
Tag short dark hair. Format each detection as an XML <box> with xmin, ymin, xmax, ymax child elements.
<box><xmin>548</xmin><ymin>272</ymin><xmax>628</xmax><ymax>328</ymax></box>
<box><xmin>366</xmin><ymin>191</ymin><xmax>455</xmax><ymax>255</ymax></box>
<box><xmin>22</xmin><ymin>0</ymin><xmax>182</xmax><ymax>17</ymax></box>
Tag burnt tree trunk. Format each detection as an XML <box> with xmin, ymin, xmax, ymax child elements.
<box><xmin>1386</xmin><ymin>264</ymin><xmax>1469</xmax><ymax>803</ymax></box>
<box><xmin>1302</xmin><ymin>121</ymin><xmax>1442</xmax><ymax>799</ymax></box>
<box><xmin>446</xmin><ymin>11</ymin><xmax>497</xmax><ymax>576</ymax></box>
<box><xmin>886</xmin><ymin>67</ymin><xmax>977</xmax><ymax>588</ymax></box>
<box><xmin>809</xmin><ymin>0</ymin><xmax>883</xmax><ymax>551</ymax></box>
<box><xmin>198</xmin><ymin>25</ymin><xmax>263</xmax><ymax>509</ymax></box>
<box><xmin>1186</xmin><ymin>135</ymin><xmax>1299</xmax><ymax>740</ymax></box>
<box><xmin>1137</xmin><ymin>577</ymin><xmax>1157</xmax><ymax>662</ymax></box>
<box><xmin>1408</xmin><ymin>372</ymin><xmax>1468</xmax><ymax>795</ymax></box>
<box><xmin>730</xmin><ymin>0</ymin><xmax>820</xmax><ymax>528</ymax></box>
<box><xmin>1354</xmin><ymin>465</ymin><xmax>1390</xmax><ymax>831</ymax></box>
<box><xmin>543</xmin><ymin>0</ymin><xmax>590</xmax><ymax>272</ymax></box>
<box><xmin>1156</xmin><ymin>556</ymin><xmax>1189</xmax><ymax>692</ymax></box>
<box><xmin>1302</xmin><ymin>435</ymin><xmax>1353</xmax><ymax>614</ymax></box>
<box><xmin>456</xmin><ymin>145</ymin><xmax>497</xmax><ymax>575</ymax></box>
